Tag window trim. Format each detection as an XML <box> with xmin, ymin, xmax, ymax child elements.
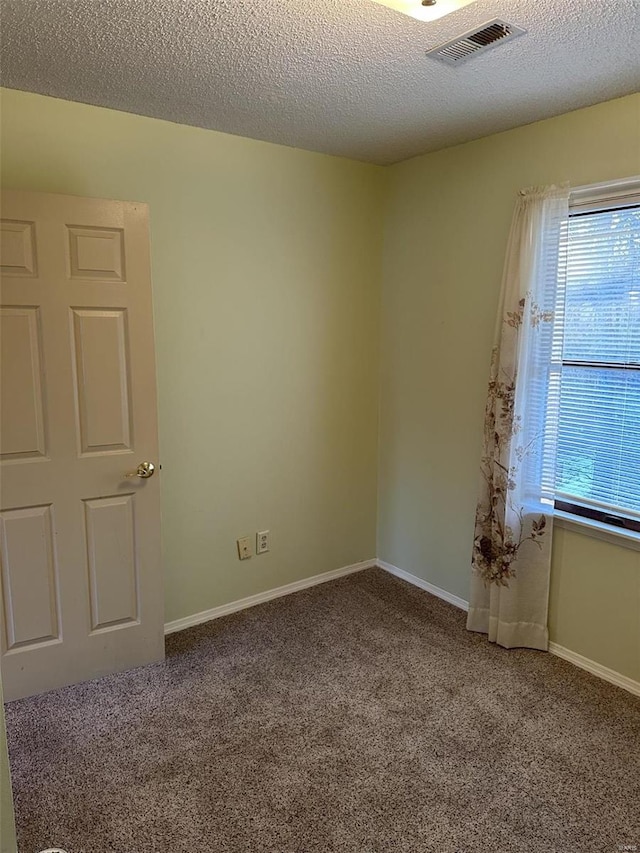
<box><xmin>569</xmin><ymin>175</ymin><xmax>640</xmax><ymax>213</ymax></box>
<box><xmin>553</xmin><ymin>177</ymin><xmax>640</xmax><ymax>537</ymax></box>
<box><xmin>554</xmin><ymin>500</ymin><xmax>640</xmax><ymax>535</ymax></box>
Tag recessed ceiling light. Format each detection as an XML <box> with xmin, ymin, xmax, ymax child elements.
<box><xmin>371</xmin><ymin>0</ymin><xmax>478</xmax><ymax>22</ymax></box>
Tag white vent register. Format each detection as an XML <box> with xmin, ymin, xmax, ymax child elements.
<box><xmin>426</xmin><ymin>19</ymin><xmax>526</xmax><ymax>65</ymax></box>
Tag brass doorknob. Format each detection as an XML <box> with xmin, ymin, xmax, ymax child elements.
<box><xmin>125</xmin><ymin>461</ymin><xmax>156</xmax><ymax>479</ymax></box>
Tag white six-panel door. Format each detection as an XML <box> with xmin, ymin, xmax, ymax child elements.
<box><xmin>0</xmin><ymin>190</ymin><xmax>164</xmax><ymax>701</ymax></box>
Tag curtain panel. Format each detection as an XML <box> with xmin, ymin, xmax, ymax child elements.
<box><xmin>467</xmin><ymin>185</ymin><xmax>570</xmax><ymax>650</ymax></box>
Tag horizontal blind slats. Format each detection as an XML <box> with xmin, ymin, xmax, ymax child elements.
<box><xmin>555</xmin><ymin>205</ymin><xmax>640</xmax><ymax>518</ymax></box>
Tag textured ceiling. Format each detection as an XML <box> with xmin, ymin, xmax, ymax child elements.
<box><xmin>1</xmin><ymin>0</ymin><xmax>639</xmax><ymax>165</ymax></box>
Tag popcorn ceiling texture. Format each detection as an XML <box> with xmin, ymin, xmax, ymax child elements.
<box><xmin>1</xmin><ymin>0</ymin><xmax>639</xmax><ymax>164</ymax></box>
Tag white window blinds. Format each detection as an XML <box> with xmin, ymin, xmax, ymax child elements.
<box><xmin>555</xmin><ymin>196</ymin><xmax>640</xmax><ymax>524</ymax></box>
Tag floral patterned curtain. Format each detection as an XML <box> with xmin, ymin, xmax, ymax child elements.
<box><xmin>467</xmin><ymin>186</ymin><xmax>569</xmax><ymax>650</ymax></box>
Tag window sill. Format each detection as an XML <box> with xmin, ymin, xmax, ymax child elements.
<box><xmin>554</xmin><ymin>509</ymin><xmax>640</xmax><ymax>552</ymax></box>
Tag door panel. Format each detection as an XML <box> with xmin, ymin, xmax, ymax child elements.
<box><xmin>70</xmin><ymin>308</ymin><xmax>133</xmax><ymax>455</ymax></box>
<box><xmin>0</xmin><ymin>504</ymin><xmax>60</xmax><ymax>649</ymax></box>
<box><xmin>0</xmin><ymin>190</ymin><xmax>164</xmax><ymax>700</ymax></box>
<box><xmin>0</xmin><ymin>306</ymin><xmax>47</xmax><ymax>460</ymax></box>
<box><xmin>0</xmin><ymin>219</ymin><xmax>37</xmax><ymax>277</ymax></box>
<box><xmin>84</xmin><ymin>493</ymin><xmax>138</xmax><ymax>631</ymax></box>
<box><xmin>67</xmin><ymin>225</ymin><xmax>126</xmax><ymax>281</ymax></box>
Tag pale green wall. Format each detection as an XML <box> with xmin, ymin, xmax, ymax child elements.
<box><xmin>549</xmin><ymin>527</ymin><xmax>640</xmax><ymax>680</ymax></box>
<box><xmin>0</xmin><ymin>676</ymin><xmax>16</xmax><ymax>853</ymax></box>
<box><xmin>1</xmin><ymin>88</ymin><xmax>639</xmax><ymax>683</ymax></box>
<box><xmin>379</xmin><ymin>94</ymin><xmax>640</xmax><ymax>681</ymax></box>
<box><xmin>0</xmin><ymin>88</ymin><xmax>384</xmax><ymax>622</ymax></box>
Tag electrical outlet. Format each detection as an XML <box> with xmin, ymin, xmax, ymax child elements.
<box><xmin>237</xmin><ymin>537</ymin><xmax>252</xmax><ymax>560</ymax></box>
<box><xmin>256</xmin><ymin>530</ymin><xmax>270</xmax><ymax>554</ymax></box>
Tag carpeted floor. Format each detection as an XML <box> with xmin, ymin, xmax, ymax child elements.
<box><xmin>5</xmin><ymin>568</ymin><xmax>640</xmax><ymax>853</ymax></box>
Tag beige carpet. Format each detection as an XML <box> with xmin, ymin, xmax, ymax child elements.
<box><xmin>5</xmin><ymin>568</ymin><xmax>640</xmax><ymax>852</ymax></box>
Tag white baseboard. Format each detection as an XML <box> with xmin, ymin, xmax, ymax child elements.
<box><xmin>164</xmin><ymin>556</ymin><xmax>640</xmax><ymax>699</ymax></box>
<box><xmin>377</xmin><ymin>559</ymin><xmax>640</xmax><ymax>699</ymax></box>
<box><xmin>164</xmin><ymin>558</ymin><xmax>376</xmax><ymax>635</ymax></box>
<box><xmin>548</xmin><ymin>642</ymin><xmax>640</xmax><ymax>698</ymax></box>
<box><xmin>377</xmin><ymin>559</ymin><xmax>470</xmax><ymax>611</ymax></box>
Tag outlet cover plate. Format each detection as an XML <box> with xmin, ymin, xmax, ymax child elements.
<box><xmin>256</xmin><ymin>530</ymin><xmax>270</xmax><ymax>554</ymax></box>
<box><xmin>237</xmin><ymin>537</ymin><xmax>252</xmax><ymax>560</ymax></box>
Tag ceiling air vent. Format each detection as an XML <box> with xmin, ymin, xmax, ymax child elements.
<box><xmin>426</xmin><ymin>19</ymin><xmax>526</xmax><ymax>66</ymax></box>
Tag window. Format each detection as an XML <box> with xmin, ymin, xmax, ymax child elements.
<box><xmin>554</xmin><ymin>181</ymin><xmax>640</xmax><ymax>533</ymax></box>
